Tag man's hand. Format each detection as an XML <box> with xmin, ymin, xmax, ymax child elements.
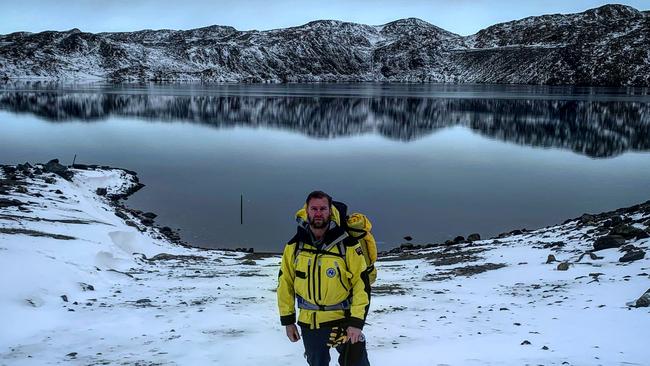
<box><xmin>346</xmin><ymin>326</ymin><xmax>363</xmax><ymax>344</ymax></box>
<box><xmin>285</xmin><ymin>324</ymin><xmax>301</xmax><ymax>342</ymax></box>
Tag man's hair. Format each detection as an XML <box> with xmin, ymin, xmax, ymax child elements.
<box><xmin>305</xmin><ymin>190</ymin><xmax>332</xmax><ymax>207</ymax></box>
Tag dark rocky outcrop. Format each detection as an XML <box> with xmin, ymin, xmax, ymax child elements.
<box><xmin>629</xmin><ymin>289</ymin><xmax>650</xmax><ymax>307</ymax></box>
<box><xmin>556</xmin><ymin>262</ymin><xmax>570</xmax><ymax>271</ymax></box>
<box><xmin>619</xmin><ymin>250</ymin><xmax>646</xmax><ymax>263</ymax></box>
<box><xmin>467</xmin><ymin>233</ymin><xmax>481</xmax><ymax>242</ymax></box>
<box><xmin>42</xmin><ymin>159</ymin><xmax>74</xmax><ymax>180</ymax></box>
<box><xmin>593</xmin><ymin>235</ymin><xmax>626</xmax><ymax>251</ymax></box>
<box><xmin>609</xmin><ymin>224</ymin><xmax>646</xmax><ymax>240</ymax></box>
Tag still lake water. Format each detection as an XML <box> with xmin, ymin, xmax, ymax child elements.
<box><xmin>1</xmin><ymin>83</ymin><xmax>650</xmax><ymax>252</ymax></box>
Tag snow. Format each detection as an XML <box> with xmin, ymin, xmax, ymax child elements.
<box><xmin>1</xmin><ymin>164</ymin><xmax>649</xmax><ymax>365</ymax></box>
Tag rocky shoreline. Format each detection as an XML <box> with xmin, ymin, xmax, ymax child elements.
<box><xmin>0</xmin><ymin>159</ymin><xmax>255</xmax><ymax>254</ymax></box>
<box><xmin>386</xmin><ymin>200</ymin><xmax>650</xmax><ymax>256</ymax></box>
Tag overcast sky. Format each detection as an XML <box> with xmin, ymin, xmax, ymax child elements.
<box><xmin>1</xmin><ymin>0</ymin><xmax>648</xmax><ymax>36</ymax></box>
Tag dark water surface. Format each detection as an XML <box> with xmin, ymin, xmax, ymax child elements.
<box><xmin>1</xmin><ymin>82</ymin><xmax>650</xmax><ymax>252</ymax></box>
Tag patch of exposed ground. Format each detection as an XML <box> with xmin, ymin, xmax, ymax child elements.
<box><xmin>423</xmin><ymin>263</ymin><xmax>507</xmax><ymax>281</ymax></box>
<box><xmin>0</xmin><ymin>228</ymin><xmax>76</xmax><ymax>240</ymax></box>
<box><xmin>373</xmin><ymin>283</ymin><xmax>410</xmax><ymax>296</ymax></box>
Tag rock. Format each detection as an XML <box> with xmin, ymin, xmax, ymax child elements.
<box><xmin>444</xmin><ymin>240</ymin><xmax>455</xmax><ymax>245</ymax></box>
<box><xmin>61</xmin><ymin>295</ymin><xmax>68</xmax><ymax>302</ymax></box>
<box><xmin>0</xmin><ymin>198</ymin><xmax>25</xmax><ymax>208</ymax></box>
<box><xmin>509</xmin><ymin>229</ymin><xmax>523</xmax><ymax>236</ymax></box>
<box><xmin>141</xmin><ymin>218</ymin><xmax>154</xmax><ymax>226</ymax></box>
<box><xmin>149</xmin><ymin>253</ymin><xmax>207</xmax><ymax>261</ymax></box>
<box><xmin>96</xmin><ymin>187</ymin><xmax>107</xmax><ymax>196</ymax></box>
<box><xmin>619</xmin><ymin>250</ymin><xmax>645</xmax><ymax>263</ymax></box>
<box><xmin>611</xmin><ymin>216</ymin><xmax>623</xmax><ymax>226</ymax></box>
<box><xmin>79</xmin><ymin>283</ymin><xmax>94</xmax><ymax>291</ymax></box>
<box><xmin>543</xmin><ymin>241</ymin><xmax>565</xmax><ymax>249</ymax></box>
<box><xmin>579</xmin><ymin>214</ymin><xmax>595</xmax><ymax>224</ymax></box>
<box><xmin>124</xmin><ymin>220</ymin><xmax>138</xmax><ymax>228</ymax></box>
<box><xmin>521</xmin><ymin>340</ymin><xmax>531</xmax><ymax>345</ymax></box>
<box><xmin>467</xmin><ymin>233</ymin><xmax>481</xmax><ymax>242</ymax></box>
<box><xmin>620</xmin><ymin>244</ymin><xmax>637</xmax><ymax>252</ymax></box>
<box><xmin>43</xmin><ymin>159</ymin><xmax>74</xmax><ymax>180</ymax></box>
<box><xmin>15</xmin><ymin>186</ymin><xmax>28</xmax><ymax>194</ymax></box>
<box><xmin>453</xmin><ymin>236</ymin><xmax>465</xmax><ymax>244</ymax></box>
<box><xmin>542</xmin><ymin>346</ymin><xmax>549</xmax><ymax>350</ymax></box>
<box><xmin>115</xmin><ymin>211</ymin><xmax>128</xmax><ymax>220</ymax></box>
<box><xmin>589</xmin><ymin>273</ymin><xmax>604</xmax><ymax>281</ymax></box>
<box><xmin>161</xmin><ymin>226</ymin><xmax>173</xmax><ymax>233</ymax></box>
<box><xmin>593</xmin><ymin>235</ymin><xmax>625</xmax><ymax>251</ymax></box>
<box><xmin>142</xmin><ymin>212</ymin><xmax>157</xmax><ymax>219</ymax></box>
<box><xmin>589</xmin><ymin>252</ymin><xmax>603</xmax><ymax>260</ymax></box>
<box><xmin>44</xmin><ymin>177</ymin><xmax>56</xmax><ymax>184</ymax></box>
<box><xmin>241</xmin><ymin>259</ymin><xmax>257</xmax><ymax>265</ymax></box>
<box><xmin>609</xmin><ymin>224</ymin><xmax>645</xmax><ymax>240</ymax></box>
<box><xmin>135</xmin><ymin>298</ymin><xmax>151</xmax><ymax>304</ymax></box>
<box><xmin>631</xmin><ymin>289</ymin><xmax>650</xmax><ymax>307</ymax></box>
<box><xmin>636</xmin><ymin>230</ymin><xmax>650</xmax><ymax>240</ymax></box>
<box><xmin>54</xmin><ymin>189</ymin><xmax>63</xmax><ymax>194</ymax></box>
<box><xmin>546</xmin><ymin>254</ymin><xmax>557</xmax><ymax>264</ymax></box>
<box><xmin>556</xmin><ymin>262</ymin><xmax>570</xmax><ymax>271</ymax></box>
<box><xmin>66</xmin><ymin>352</ymin><xmax>77</xmax><ymax>358</ymax></box>
<box><xmin>3</xmin><ymin>166</ymin><xmax>17</xmax><ymax>174</ymax></box>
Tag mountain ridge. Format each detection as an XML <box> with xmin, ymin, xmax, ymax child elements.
<box><xmin>0</xmin><ymin>4</ymin><xmax>648</xmax><ymax>85</ymax></box>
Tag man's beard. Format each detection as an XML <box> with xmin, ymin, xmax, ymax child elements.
<box><xmin>308</xmin><ymin>216</ymin><xmax>329</xmax><ymax>230</ymax></box>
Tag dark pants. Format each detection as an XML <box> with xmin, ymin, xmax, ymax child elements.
<box><xmin>300</xmin><ymin>326</ymin><xmax>370</xmax><ymax>366</ymax></box>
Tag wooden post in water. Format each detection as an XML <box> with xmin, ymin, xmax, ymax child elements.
<box><xmin>72</xmin><ymin>154</ymin><xmax>77</xmax><ymax>167</ymax></box>
<box><xmin>240</xmin><ymin>194</ymin><xmax>243</xmax><ymax>225</ymax></box>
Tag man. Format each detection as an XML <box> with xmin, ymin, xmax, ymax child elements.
<box><xmin>277</xmin><ymin>191</ymin><xmax>371</xmax><ymax>366</ymax></box>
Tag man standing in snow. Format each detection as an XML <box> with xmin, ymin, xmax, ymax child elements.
<box><xmin>277</xmin><ymin>191</ymin><xmax>371</xmax><ymax>366</ymax></box>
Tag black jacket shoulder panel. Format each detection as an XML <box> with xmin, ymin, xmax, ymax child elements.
<box><xmin>343</xmin><ymin>236</ymin><xmax>360</xmax><ymax>247</ymax></box>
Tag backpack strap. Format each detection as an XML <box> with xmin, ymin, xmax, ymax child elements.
<box><xmin>293</xmin><ymin>241</ymin><xmax>305</xmax><ymax>262</ymax></box>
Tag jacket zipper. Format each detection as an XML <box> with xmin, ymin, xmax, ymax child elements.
<box><xmin>318</xmin><ymin>259</ymin><xmax>322</xmax><ymax>301</ymax></box>
<box><xmin>312</xmin><ymin>254</ymin><xmax>319</xmax><ymax>305</ymax></box>
<box><xmin>307</xmin><ymin>259</ymin><xmax>312</xmax><ymax>301</ymax></box>
<box><xmin>335</xmin><ymin>262</ymin><xmax>349</xmax><ymax>291</ymax></box>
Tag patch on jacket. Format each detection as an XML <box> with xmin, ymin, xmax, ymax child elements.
<box><xmin>326</xmin><ymin>268</ymin><xmax>336</xmax><ymax>278</ymax></box>
<box><xmin>355</xmin><ymin>247</ymin><xmax>363</xmax><ymax>256</ymax></box>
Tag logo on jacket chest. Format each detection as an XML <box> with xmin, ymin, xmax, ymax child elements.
<box><xmin>326</xmin><ymin>268</ymin><xmax>336</xmax><ymax>278</ymax></box>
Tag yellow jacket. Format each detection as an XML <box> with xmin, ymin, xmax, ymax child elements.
<box><xmin>277</xmin><ymin>205</ymin><xmax>370</xmax><ymax>330</ymax></box>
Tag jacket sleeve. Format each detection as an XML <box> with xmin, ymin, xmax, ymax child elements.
<box><xmin>346</xmin><ymin>242</ymin><xmax>370</xmax><ymax>329</ymax></box>
<box><xmin>277</xmin><ymin>243</ymin><xmax>297</xmax><ymax>326</ymax></box>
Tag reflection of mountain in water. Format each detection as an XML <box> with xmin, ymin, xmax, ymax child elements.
<box><xmin>1</xmin><ymin>91</ymin><xmax>649</xmax><ymax>158</ymax></box>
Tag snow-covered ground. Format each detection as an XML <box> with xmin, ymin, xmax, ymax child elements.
<box><xmin>1</xmin><ymin>162</ymin><xmax>648</xmax><ymax>365</ymax></box>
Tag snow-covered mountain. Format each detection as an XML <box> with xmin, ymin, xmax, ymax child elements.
<box><xmin>1</xmin><ymin>161</ymin><xmax>649</xmax><ymax>364</ymax></box>
<box><xmin>1</xmin><ymin>4</ymin><xmax>648</xmax><ymax>85</ymax></box>
<box><xmin>1</xmin><ymin>90</ymin><xmax>649</xmax><ymax>157</ymax></box>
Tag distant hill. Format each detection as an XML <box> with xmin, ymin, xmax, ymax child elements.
<box><xmin>0</xmin><ymin>4</ymin><xmax>648</xmax><ymax>86</ymax></box>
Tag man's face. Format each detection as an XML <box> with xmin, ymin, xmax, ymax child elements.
<box><xmin>307</xmin><ymin>197</ymin><xmax>330</xmax><ymax>230</ymax></box>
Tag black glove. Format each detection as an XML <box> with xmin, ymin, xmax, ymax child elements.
<box><xmin>327</xmin><ymin>326</ymin><xmax>348</xmax><ymax>348</ymax></box>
